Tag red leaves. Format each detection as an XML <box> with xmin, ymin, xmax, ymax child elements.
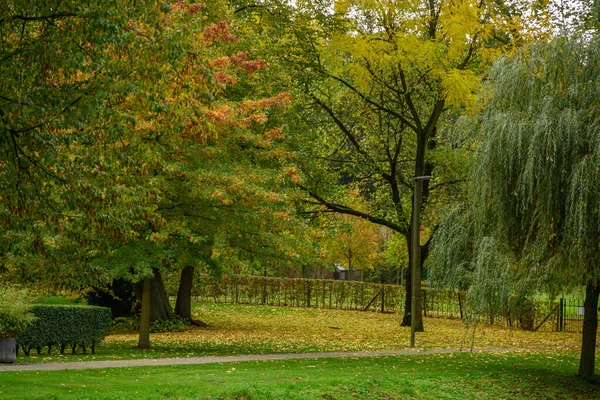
<box><xmin>213</xmin><ymin>71</ymin><xmax>236</xmax><ymax>86</ymax></box>
<box><xmin>172</xmin><ymin>1</ymin><xmax>205</xmax><ymax>16</ymax></box>
<box><xmin>209</xmin><ymin>52</ymin><xmax>268</xmax><ymax>85</ymax></box>
<box><xmin>202</xmin><ymin>20</ymin><xmax>237</xmax><ymax>44</ymax></box>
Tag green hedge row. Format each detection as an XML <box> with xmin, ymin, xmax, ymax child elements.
<box><xmin>16</xmin><ymin>305</ymin><xmax>112</xmax><ymax>356</ymax></box>
<box><xmin>165</xmin><ymin>274</ymin><xmax>407</xmax><ymax>312</ymax></box>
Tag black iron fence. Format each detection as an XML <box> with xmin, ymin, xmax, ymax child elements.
<box><xmin>556</xmin><ymin>298</ymin><xmax>586</xmax><ymax>333</ymax></box>
<box><xmin>165</xmin><ymin>273</ymin><xmax>595</xmax><ymax>332</ymax></box>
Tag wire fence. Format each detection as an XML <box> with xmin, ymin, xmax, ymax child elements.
<box><xmin>165</xmin><ymin>273</ymin><xmax>594</xmax><ymax>332</ymax></box>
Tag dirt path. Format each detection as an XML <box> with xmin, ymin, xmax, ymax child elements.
<box><xmin>0</xmin><ymin>347</ymin><xmax>516</xmax><ymax>372</ymax></box>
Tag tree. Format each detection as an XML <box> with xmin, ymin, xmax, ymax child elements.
<box><xmin>0</xmin><ymin>0</ymin><xmax>308</xmax><ymax>345</ymax></box>
<box><xmin>274</xmin><ymin>0</ymin><xmax>552</xmax><ymax>330</ymax></box>
<box><xmin>320</xmin><ymin>191</ymin><xmax>384</xmax><ymax>278</ymax></box>
<box><xmin>430</xmin><ymin>36</ymin><xmax>600</xmax><ymax>377</ymax></box>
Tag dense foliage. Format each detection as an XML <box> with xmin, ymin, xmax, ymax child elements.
<box><xmin>16</xmin><ymin>304</ymin><xmax>111</xmax><ymax>355</ymax></box>
<box><xmin>0</xmin><ymin>286</ymin><xmax>36</xmax><ymax>337</ymax></box>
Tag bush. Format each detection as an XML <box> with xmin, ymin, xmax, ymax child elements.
<box><xmin>111</xmin><ymin>316</ymin><xmax>190</xmax><ymax>333</ymax></box>
<box><xmin>16</xmin><ymin>305</ymin><xmax>112</xmax><ymax>356</ymax></box>
<box><xmin>0</xmin><ymin>286</ymin><xmax>37</xmax><ymax>338</ymax></box>
<box><xmin>34</xmin><ymin>296</ymin><xmax>81</xmax><ymax>305</ymax></box>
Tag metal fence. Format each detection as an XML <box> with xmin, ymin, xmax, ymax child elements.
<box><xmin>556</xmin><ymin>298</ymin><xmax>586</xmax><ymax>333</ymax></box>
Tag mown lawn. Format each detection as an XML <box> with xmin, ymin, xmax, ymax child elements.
<box><xmin>1</xmin><ymin>351</ymin><xmax>598</xmax><ymax>399</ymax></box>
<box><xmin>13</xmin><ymin>302</ymin><xmax>583</xmax><ymax>363</ymax></box>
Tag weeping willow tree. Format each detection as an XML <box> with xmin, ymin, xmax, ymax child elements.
<box><xmin>429</xmin><ymin>36</ymin><xmax>600</xmax><ymax>377</ymax></box>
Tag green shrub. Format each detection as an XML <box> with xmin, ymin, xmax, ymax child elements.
<box><xmin>34</xmin><ymin>296</ymin><xmax>81</xmax><ymax>305</ymax></box>
<box><xmin>16</xmin><ymin>305</ymin><xmax>112</xmax><ymax>356</ymax></box>
<box><xmin>150</xmin><ymin>316</ymin><xmax>189</xmax><ymax>333</ymax></box>
<box><xmin>0</xmin><ymin>285</ymin><xmax>37</xmax><ymax>338</ymax></box>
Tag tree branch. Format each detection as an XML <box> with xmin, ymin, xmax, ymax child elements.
<box><xmin>5</xmin><ymin>12</ymin><xmax>77</xmax><ymax>24</ymax></box>
<box><xmin>309</xmin><ymin>93</ymin><xmax>380</xmax><ymax>169</ymax></box>
<box><xmin>323</xmin><ymin>72</ymin><xmax>418</xmax><ymax>132</ymax></box>
<box><xmin>300</xmin><ymin>185</ymin><xmax>407</xmax><ymax>234</ymax></box>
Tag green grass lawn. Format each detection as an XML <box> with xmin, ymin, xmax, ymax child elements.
<box><xmin>1</xmin><ymin>351</ymin><xmax>598</xmax><ymax>399</ymax></box>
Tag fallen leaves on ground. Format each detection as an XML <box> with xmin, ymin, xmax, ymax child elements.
<box><xmin>105</xmin><ymin>303</ymin><xmax>582</xmax><ymax>357</ymax></box>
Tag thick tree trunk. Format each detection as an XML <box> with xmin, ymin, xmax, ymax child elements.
<box><xmin>175</xmin><ymin>266</ymin><xmax>207</xmax><ymax>327</ymax></box>
<box><xmin>578</xmin><ymin>279</ymin><xmax>600</xmax><ymax>377</ymax></box>
<box><xmin>138</xmin><ymin>276</ymin><xmax>151</xmax><ymax>349</ymax></box>
<box><xmin>150</xmin><ymin>268</ymin><xmax>174</xmax><ymax>322</ymax></box>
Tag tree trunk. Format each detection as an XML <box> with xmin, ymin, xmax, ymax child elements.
<box><xmin>138</xmin><ymin>276</ymin><xmax>151</xmax><ymax>349</ymax></box>
<box><xmin>150</xmin><ymin>268</ymin><xmax>174</xmax><ymax>322</ymax></box>
<box><xmin>578</xmin><ymin>279</ymin><xmax>600</xmax><ymax>377</ymax></box>
<box><xmin>175</xmin><ymin>266</ymin><xmax>208</xmax><ymax>327</ymax></box>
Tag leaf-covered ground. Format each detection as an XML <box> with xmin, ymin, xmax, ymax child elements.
<box><xmin>17</xmin><ymin>302</ymin><xmax>584</xmax><ymax>363</ymax></box>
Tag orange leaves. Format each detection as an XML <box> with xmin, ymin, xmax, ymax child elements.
<box><xmin>208</xmin><ymin>52</ymin><xmax>268</xmax><ymax>89</ymax></box>
<box><xmin>171</xmin><ymin>1</ymin><xmax>205</xmax><ymax>16</ymax></box>
<box><xmin>280</xmin><ymin>167</ymin><xmax>303</xmax><ymax>184</ymax></box>
<box><xmin>204</xmin><ymin>105</ymin><xmax>233</xmax><ymax>125</ymax></box>
<box><xmin>264</xmin><ymin>126</ymin><xmax>284</xmax><ymax>140</ymax></box>
<box><xmin>241</xmin><ymin>113</ymin><xmax>268</xmax><ymax>126</ymax></box>
<box><xmin>239</xmin><ymin>93</ymin><xmax>292</xmax><ymax>118</ymax></box>
<box><xmin>209</xmin><ymin>52</ymin><xmax>267</xmax><ymax>75</ymax></box>
<box><xmin>202</xmin><ymin>20</ymin><xmax>238</xmax><ymax>44</ymax></box>
<box><xmin>212</xmin><ymin>190</ymin><xmax>232</xmax><ymax>205</ymax></box>
<box><xmin>213</xmin><ymin>71</ymin><xmax>236</xmax><ymax>86</ymax></box>
<box><xmin>197</xmin><ymin>93</ymin><xmax>291</xmax><ymax>142</ymax></box>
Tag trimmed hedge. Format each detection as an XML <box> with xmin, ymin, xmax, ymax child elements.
<box><xmin>16</xmin><ymin>305</ymin><xmax>112</xmax><ymax>356</ymax></box>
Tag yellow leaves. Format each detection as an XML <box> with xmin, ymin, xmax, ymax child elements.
<box><xmin>105</xmin><ymin>302</ymin><xmax>582</xmax><ymax>357</ymax></box>
<box><xmin>441</xmin><ymin>68</ymin><xmax>479</xmax><ymax>110</ymax></box>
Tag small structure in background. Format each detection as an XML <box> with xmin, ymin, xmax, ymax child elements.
<box><xmin>285</xmin><ymin>264</ymin><xmax>362</xmax><ymax>281</ymax></box>
<box><xmin>331</xmin><ymin>264</ymin><xmax>361</xmax><ymax>281</ymax></box>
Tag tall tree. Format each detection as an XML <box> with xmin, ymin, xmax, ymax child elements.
<box><xmin>430</xmin><ymin>36</ymin><xmax>600</xmax><ymax>377</ymax></box>
<box><xmin>0</xmin><ymin>0</ymin><xmax>310</xmax><ymax>340</ymax></box>
<box><xmin>271</xmin><ymin>0</ymin><xmax>552</xmax><ymax>330</ymax></box>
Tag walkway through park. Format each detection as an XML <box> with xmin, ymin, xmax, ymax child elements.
<box><xmin>0</xmin><ymin>347</ymin><xmax>515</xmax><ymax>372</ymax></box>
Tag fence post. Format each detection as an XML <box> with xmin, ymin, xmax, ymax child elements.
<box><xmin>423</xmin><ymin>290</ymin><xmax>427</xmax><ymax>317</ymax></box>
<box><xmin>381</xmin><ymin>288</ymin><xmax>385</xmax><ymax>313</ymax></box>
<box><xmin>557</xmin><ymin>298</ymin><xmax>564</xmax><ymax>332</ymax></box>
